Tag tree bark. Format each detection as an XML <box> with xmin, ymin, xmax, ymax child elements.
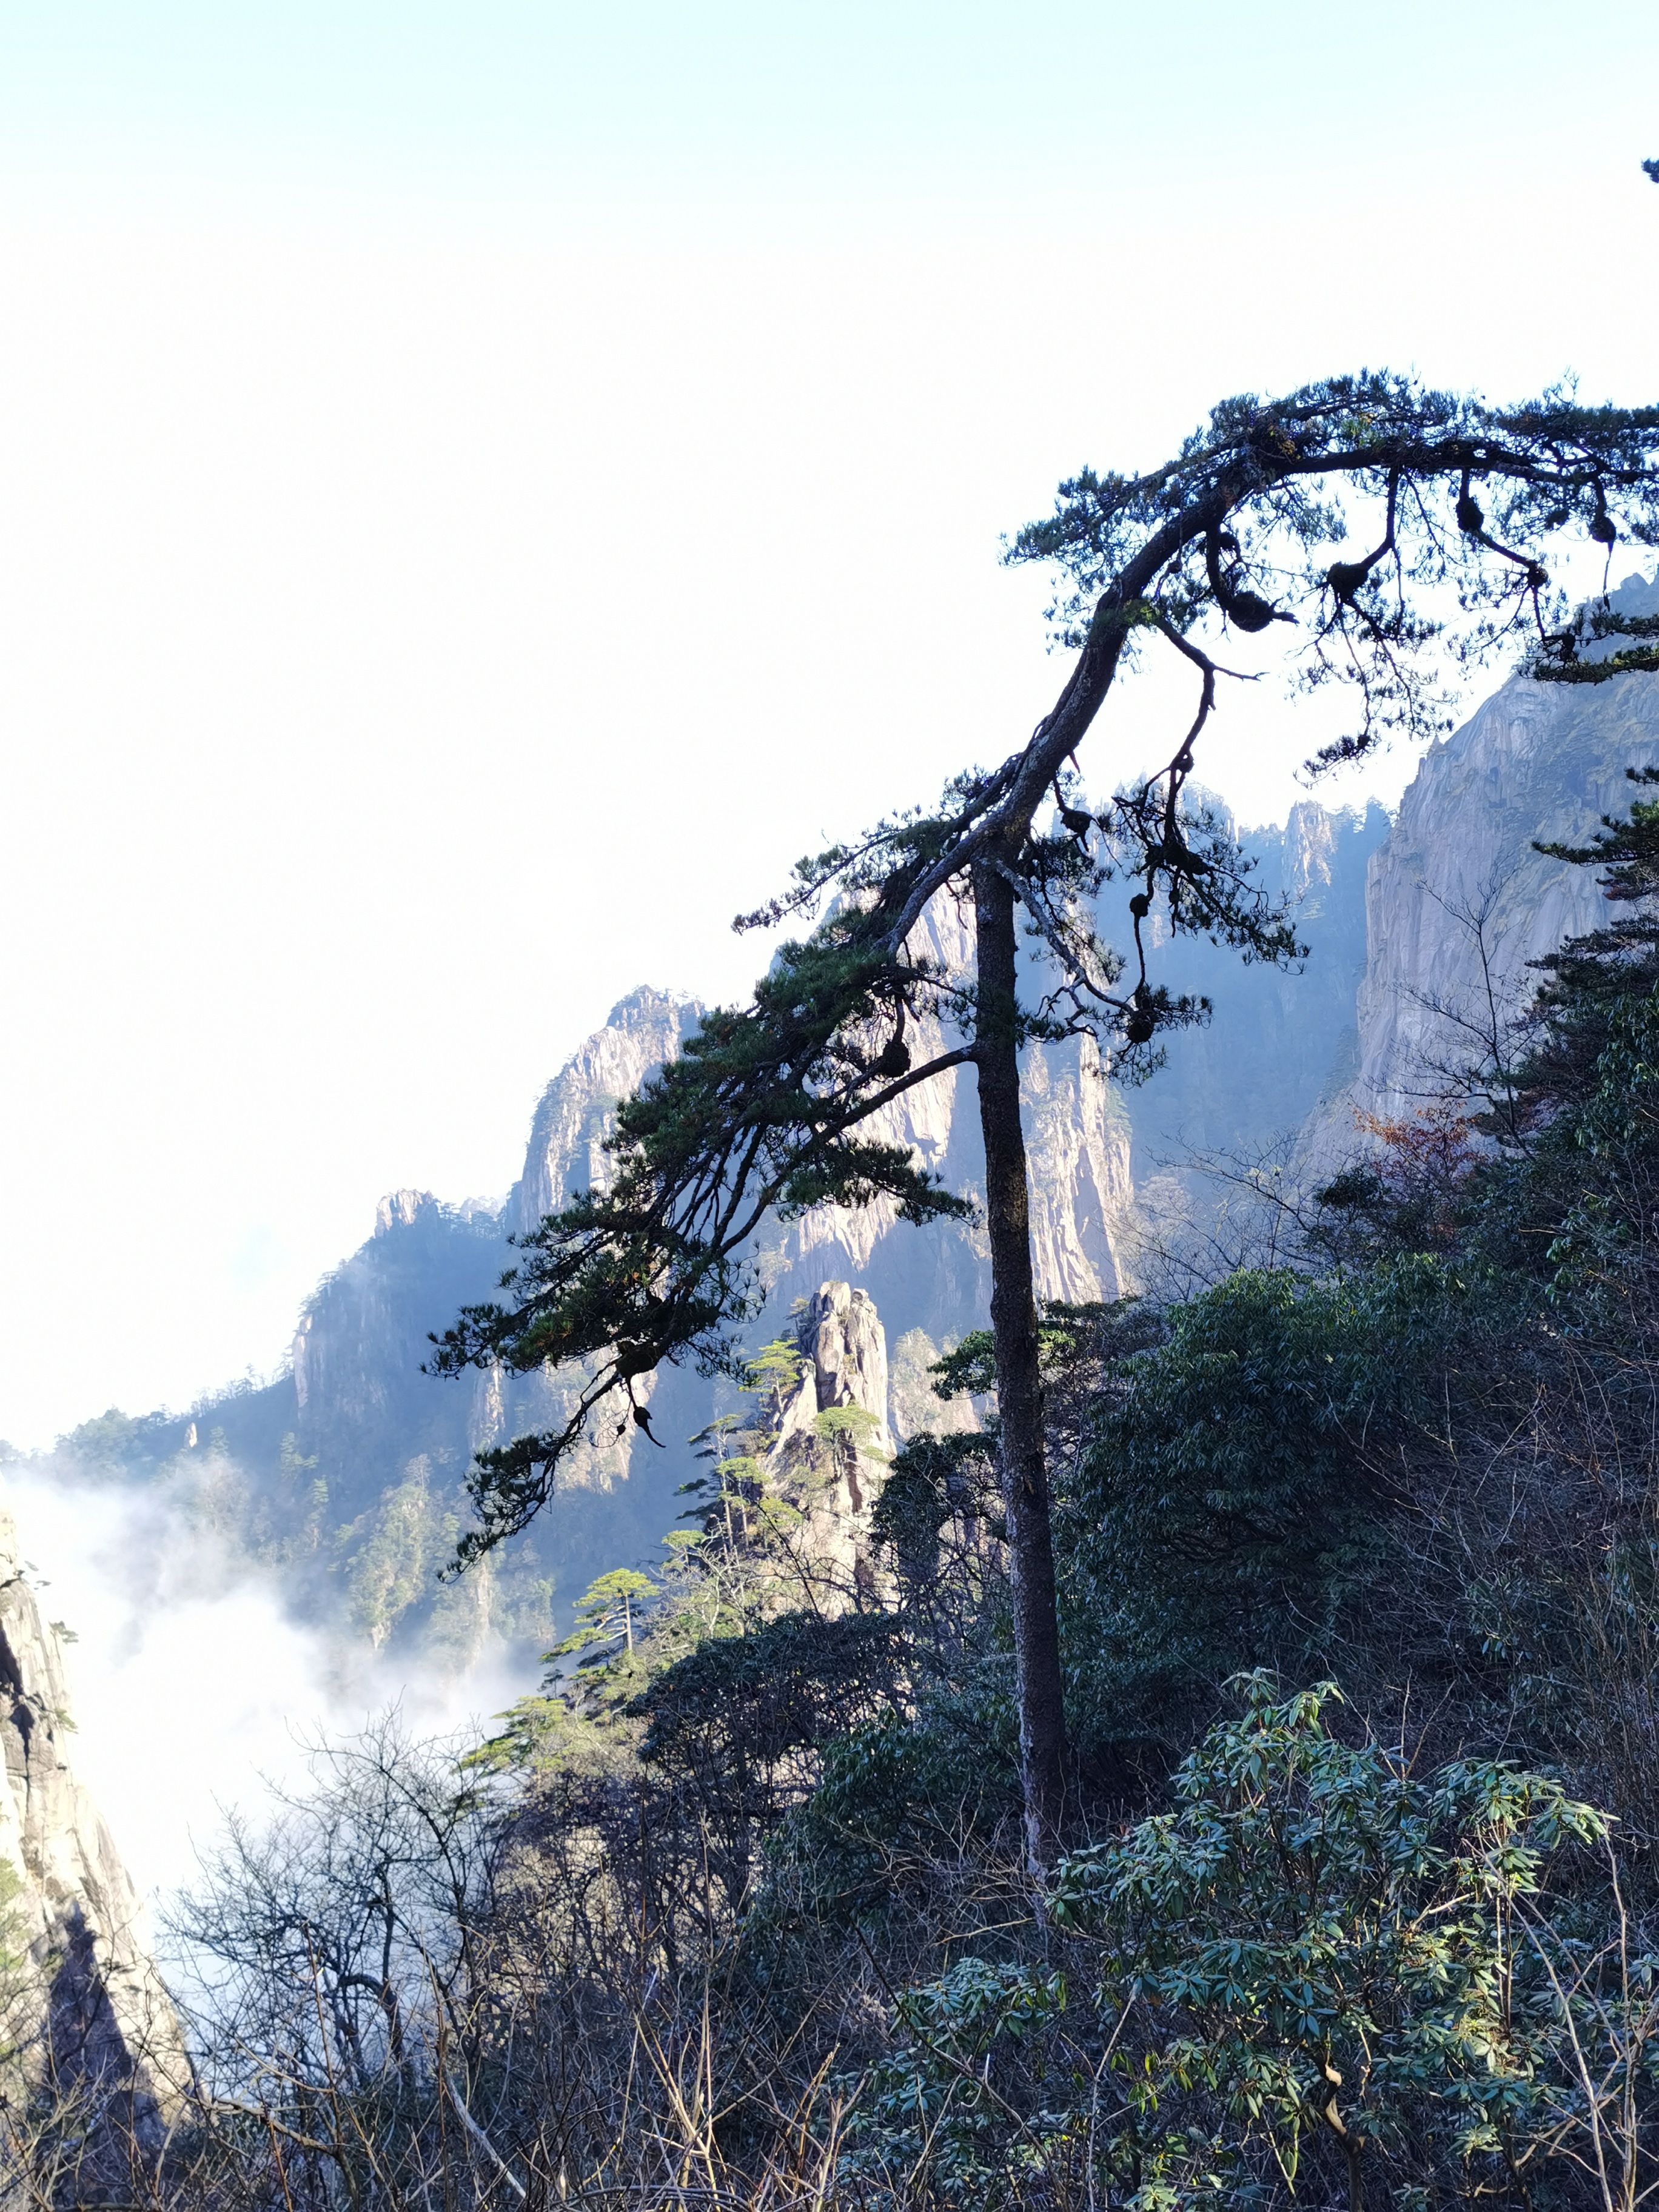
<box><xmin>972</xmin><ymin>855</ymin><xmax>1068</xmax><ymax>1874</ymax></box>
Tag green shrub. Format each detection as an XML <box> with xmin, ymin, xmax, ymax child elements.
<box><xmin>846</xmin><ymin>1678</ymin><xmax>1650</xmax><ymax>2210</ymax></box>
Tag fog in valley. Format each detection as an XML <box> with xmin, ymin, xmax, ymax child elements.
<box><xmin>0</xmin><ymin>1455</ymin><xmax>519</xmax><ymax>1909</ymax></box>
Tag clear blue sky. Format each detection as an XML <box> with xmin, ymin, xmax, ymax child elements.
<box><xmin>1</xmin><ymin>4</ymin><xmax>1656</xmax><ymax>1450</ymax></box>
<box><xmin>5</xmin><ymin>4</ymin><xmax>1655</xmax><ymax>225</ymax></box>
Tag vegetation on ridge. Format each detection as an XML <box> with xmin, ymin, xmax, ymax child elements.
<box><xmin>72</xmin><ymin>749</ymin><xmax>1657</xmax><ymax>2212</ymax></box>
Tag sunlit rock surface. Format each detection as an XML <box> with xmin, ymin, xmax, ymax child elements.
<box><xmin>0</xmin><ymin>1502</ymin><xmax>185</xmax><ymax>2131</ymax></box>
<box><xmin>1129</xmin><ymin>795</ymin><xmax>1387</xmax><ymax>1183</ymax></box>
<box><xmin>1307</xmin><ymin>574</ymin><xmax>1659</xmax><ymax>1164</ymax></box>
<box><xmin>762</xmin><ymin>1282</ymin><xmax>894</xmax><ymax>1596</ymax></box>
<box><xmin>508</xmin><ymin>988</ymin><xmax>703</xmax><ymax>1236</ymax></box>
<box><xmin>763</xmin><ymin>890</ymin><xmax>1138</xmax><ymax>1323</ymax></box>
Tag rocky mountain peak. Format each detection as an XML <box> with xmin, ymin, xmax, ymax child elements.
<box><xmin>756</xmin><ymin>1280</ymin><xmax>897</xmax><ymax>1597</ymax></box>
<box><xmin>375</xmin><ymin>1188</ymin><xmax>438</xmax><ymax>1237</ymax></box>
<box><xmin>1279</xmin><ymin>800</ymin><xmax>1387</xmax><ymax>908</ymax></box>
<box><xmin>1282</xmin><ymin>800</ymin><xmax>1338</xmax><ymax>900</ymax></box>
<box><xmin>800</xmin><ymin>1282</ymin><xmax>892</xmax><ymax>1460</ymax></box>
<box><xmin>508</xmin><ymin>987</ymin><xmax>703</xmax><ymax>1236</ymax></box>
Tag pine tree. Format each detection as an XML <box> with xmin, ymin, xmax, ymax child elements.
<box><xmin>434</xmin><ymin>373</ymin><xmax>1659</xmax><ymax>1872</ymax></box>
<box><xmin>556</xmin><ymin>1567</ymin><xmax>657</xmax><ymax>1661</ymax></box>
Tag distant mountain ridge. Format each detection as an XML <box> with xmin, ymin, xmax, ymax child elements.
<box><xmin>30</xmin><ymin>581</ymin><xmax>1659</xmax><ymax>1671</ymax></box>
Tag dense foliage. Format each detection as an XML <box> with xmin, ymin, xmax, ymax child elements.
<box><xmin>22</xmin><ymin>762</ymin><xmax>1657</xmax><ymax>2208</ymax></box>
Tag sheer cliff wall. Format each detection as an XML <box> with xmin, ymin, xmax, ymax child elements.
<box><xmin>0</xmin><ymin>1502</ymin><xmax>185</xmax><ymax>2132</ymax></box>
<box><xmin>1307</xmin><ymin>574</ymin><xmax>1659</xmax><ymax>1164</ymax></box>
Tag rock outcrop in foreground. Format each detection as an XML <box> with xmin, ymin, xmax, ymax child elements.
<box><xmin>762</xmin><ymin>1283</ymin><xmax>895</xmax><ymax>1594</ymax></box>
<box><xmin>0</xmin><ymin>1503</ymin><xmax>184</xmax><ymax>2142</ymax></box>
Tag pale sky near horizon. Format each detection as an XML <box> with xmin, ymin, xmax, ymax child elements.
<box><xmin>2</xmin><ymin>4</ymin><xmax>1658</xmax><ymax>1449</ymax></box>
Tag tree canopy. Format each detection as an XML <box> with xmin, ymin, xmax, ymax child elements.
<box><xmin>432</xmin><ymin>371</ymin><xmax>1659</xmax><ymax>1564</ymax></box>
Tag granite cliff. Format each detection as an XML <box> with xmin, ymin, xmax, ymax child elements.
<box><xmin>1309</xmin><ymin>572</ymin><xmax>1659</xmax><ymax>1162</ymax></box>
<box><xmin>0</xmin><ymin>1503</ymin><xmax>184</xmax><ymax>2144</ymax></box>
<box><xmin>1132</xmin><ymin>796</ymin><xmax>1388</xmax><ymax>1183</ymax></box>
<box><xmin>761</xmin><ymin>1282</ymin><xmax>896</xmax><ymax>1594</ymax></box>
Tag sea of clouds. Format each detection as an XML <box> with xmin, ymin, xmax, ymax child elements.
<box><xmin>0</xmin><ymin>1459</ymin><xmax>522</xmax><ymax>1941</ymax></box>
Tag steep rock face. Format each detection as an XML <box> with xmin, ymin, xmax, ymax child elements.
<box><xmin>508</xmin><ymin>989</ymin><xmax>703</xmax><ymax>1236</ymax></box>
<box><xmin>1023</xmin><ymin>1034</ymin><xmax>1136</xmax><ymax>1304</ymax></box>
<box><xmin>291</xmin><ymin>1190</ymin><xmax>501</xmax><ymax>1453</ymax></box>
<box><xmin>276</xmin><ymin>993</ymin><xmax>705</xmax><ymax>1542</ymax></box>
<box><xmin>0</xmin><ymin>1503</ymin><xmax>184</xmax><ymax>2126</ymax></box>
<box><xmin>804</xmin><ymin>1282</ymin><xmax>891</xmax><ymax>1456</ymax></box>
<box><xmin>1309</xmin><ymin>586</ymin><xmax>1659</xmax><ymax>1158</ymax></box>
<box><xmin>762</xmin><ymin>891</ymin><xmax>1137</xmax><ymax>1332</ymax></box>
<box><xmin>763</xmin><ymin>1283</ymin><xmax>894</xmax><ymax>1593</ymax></box>
<box><xmin>1130</xmin><ymin>798</ymin><xmax>1387</xmax><ymax>1181</ymax></box>
<box><xmin>200</xmin><ymin>999</ymin><xmax>719</xmax><ymax>1662</ymax></box>
<box><xmin>771</xmin><ymin>802</ymin><xmax>1382</xmax><ymax>1297</ymax></box>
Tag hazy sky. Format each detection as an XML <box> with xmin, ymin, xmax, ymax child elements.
<box><xmin>2</xmin><ymin>4</ymin><xmax>1657</xmax><ymax>1447</ymax></box>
